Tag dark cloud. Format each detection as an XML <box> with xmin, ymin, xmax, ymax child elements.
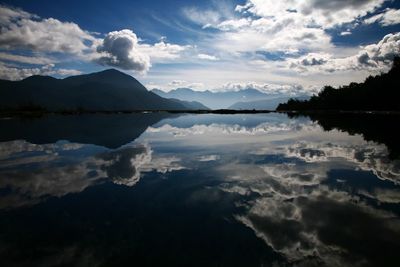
<box><xmin>301</xmin><ymin>57</ymin><xmax>327</xmax><ymax>66</ymax></box>
<box><xmin>305</xmin><ymin>0</ymin><xmax>382</xmax><ymax>12</ymax></box>
<box><xmin>96</xmin><ymin>29</ymin><xmax>150</xmax><ymax>72</ymax></box>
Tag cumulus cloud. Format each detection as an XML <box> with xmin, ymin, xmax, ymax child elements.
<box><xmin>0</xmin><ymin>6</ymin><xmax>96</xmax><ymax>55</ymax></box>
<box><xmin>95</xmin><ymin>30</ymin><xmax>189</xmax><ymax>72</ymax></box>
<box><xmin>287</xmin><ymin>32</ymin><xmax>400</xmax><ymax>73</ymax></box>
<box><xmin>357</xmin><ymin>32</ymin><xmax>400</xmax><ymax>67</ymax></box>
<box><xmin>96</xmin><ymin>29</ymin><xmax>151</xmax><ymax>72</ymax></box>
<box><xmin>364</xmin><ymin>8</ymin><xmax>400</xmax><ymax>26</ymax></box>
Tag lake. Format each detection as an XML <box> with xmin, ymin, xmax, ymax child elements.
<box><xmin>0</xmin><ymin>113</ymin><xmax>399</xmax><ymax>267</ymax></box>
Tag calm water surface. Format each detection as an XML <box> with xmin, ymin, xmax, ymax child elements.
<box><xmin>0</xmin><ymin>113</ymin><xmax>399</xmax><ymax>267</ymax></box>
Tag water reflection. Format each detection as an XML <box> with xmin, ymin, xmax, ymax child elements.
<box><xmin>292</xmin><ymin>113</ymin><xmax>400</xmax><ymax>159</ymax></box>
<box><xmin>0</xmin><ymin>113</ymin><xmax>172</xmax><ymax>148</ymax></box>
<box><xmin>0</xmin><ymin>140</ymin><xmax>184</xmax><ymax>209</ymax></box>
<box><xmin>0</xmin><ymin>113</ymin><xmax>399</xmax><ymax>266</ymax></box>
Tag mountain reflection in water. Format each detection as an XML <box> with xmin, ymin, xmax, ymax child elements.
<box><xmin>0</xmin><ymin>113</ymin><xmax>399</xmax><ymax>267</ymax></box>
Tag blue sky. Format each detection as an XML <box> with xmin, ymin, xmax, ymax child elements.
<box><xmin>1</xmin><ymin>0</ymin><xmax>399</xmax><ymax>95</ymax></box>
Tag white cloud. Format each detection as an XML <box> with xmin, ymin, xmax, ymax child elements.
<box><xmin>168</xmin><ymin>79</ymin><xmax>204</xmax><ymax>88</ymax></box>
<box><xmin>357</xmin><ymin>32</ymin><xmax>400</xmax><ymax>66</ymax></box>
<box><xmin>184</xmin><ymin>0</ymin><xmax>390</xmax><ymax>65</ymax></box>
<box><xmin>364</xmin><ymin>8</ymin><xmax>400</xmax><ymax>26</ymax></box>
<box><xmin>0</xmin><ymin>52</ymin><xmax>55</xmax><ymax>65</ymax></box>
<box><xmin>238</xmin><ymin>0</ymin><xmax>386</xmax><ymax>29</ymax></box>
<box><xmin>0</xmin><ymin>6</ymin><xmax>96</xmax><ymax>55</ymax></box>
<box><xmin>340</xmin><ymin>31</ymin><xmax>352</xmax><ymax>36</ymax></box>
<box><xmin>146</xmin><ymin>79</ymin><xmax>204</xmax><ymax>91</ymax></box>
<box><xmin>198</xmin><ymin>155</ymin><xmax>220</xmax><ymax>162</ymax></box>
<box><xmin>0</xmin><ymin>5</ymin><xmax>35</xmax><ymax>24</ymax></box>
<box><xmin>212</xmin><ymin>122</ymin><xmax>400</xmax><ymax>266</ymax></box>
<box><xmin>285</xmin><ymin>141</ymin><xmax>400</xmax><ymax>184</ymax></box>
<box><xmin>287</xmin><ymin>32</ymin><xmax>400</xmax><ymax>73</ymax></box>
<box><xmin>0</xmin><ymin>62</ymin><xmax>81</xmax><ymax>80</ymax></box>
<box><xmin>93</xmin><ymin>29</ymin><xmax>190</xmax><ymax>72</ymax></box>
<box><xmin>0</xmin><ymin>6</ymin><xmax>189</xmax><ymax>76</ymax></box>
<box><xmin>182</xmin><ymin>1</ymin><xmax>234</xmax><ymax>28</ymax></box>
<box><xmin>148</xmin><ymin>121</ymin><xmax>314</xmax><ymax>137</ymax></box>
<box><xmin>0</xmin><ymin>141</ymin><xmax>185</xmax><ymax>208</ymax></box>
<box><xmin>219</xmin><ymin>81</ymin><xmax>311</xmax><ymax>96</ymax></box>
<box><xmin>216</xmin><ymin>18</ymin><xmax>250</xmax><ymax>31</ymax></box>
<box><xmin>198</xmin><ymin>53</ymin><xmax>219</xmax><ymax>61</ymax></box>
<box><xmin>139</xmin><ymin>41</ymin><xmax>189</xmax><ymax>62</ymax></box>
<box><xmin>183</xmin><ymin>7</ymin><xmax>223</xmax><ymax>28</ymax></box>
<box><xmin>211</xmin><ymin>16</ymin><xmax>333</xmax><ymax>54</ymax></box>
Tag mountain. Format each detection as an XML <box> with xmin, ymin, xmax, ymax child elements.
<box><xmin>229</xmin><ymin>96</ymin><xmax>309</xmax><ymax>110</ymax></box>
<box><xmin>277</xmin><ymin>57</ymin><xmax>400</xmax><ymax>111</ymax></box>
<box><xmin>0</xmin><ymin>69</ymin><xmax>202</xmax><ymax>111</ymax></box>
<box><xmin>167</xmin><ymin>98</ymin><xmax>210</xmax><ymax>110</ymax></box>
<box><xmin>152</xmin><ymin>88</ymin><xmax>277</xmax><ymax>109</ymax></box>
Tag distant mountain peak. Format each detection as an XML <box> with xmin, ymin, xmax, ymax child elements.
<box><xmin>151</xmin><ymin>86</ymin><xmax>287</xmax><ymax>109</ymax></box>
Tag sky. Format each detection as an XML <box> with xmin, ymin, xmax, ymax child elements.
<box><xmin>0</xmin><ymin>0</ymin><xmax>400</xmax><ymax>95</ymax></box>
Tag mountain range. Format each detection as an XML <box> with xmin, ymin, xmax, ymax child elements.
<box><xmin>152</xmin><ymin>88</ymin><xmax>303</xmax><ymax>110</ymax></box>
<box><xmin>0</xmin><ymin>69</ymin><xmax>206</xmax><ymax>111</ymax></box>
<box><xmin>228</xmin><ymin>96</ymin><xmax>309</xmax><ymax>110</ymax></box>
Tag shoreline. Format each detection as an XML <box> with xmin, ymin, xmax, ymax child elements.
<box><xmin>1</xmin><ymin>109</ymin><xmax>400</xmax><ymax>118</ymax></box>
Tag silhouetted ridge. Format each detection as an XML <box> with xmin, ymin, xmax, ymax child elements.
<box><xmin>0</xmin><ymin>69</ymin><xmax>209</xmax><ymax>111</ymax></box>
<box><xmin>22</xmin><ymin>75</ymin><xmax>58</xmax><ymax>82</ymax></box>
<box><xmin>277</xmin><ymin>57</ymin><xmax>400</xmax><ymax>111</ymax></box>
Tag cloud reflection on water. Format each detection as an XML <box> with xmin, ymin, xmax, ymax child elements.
<box><xmin>0</xmin><ymin>140</ymin><xmax>184</xmax><ymax>208</ymax></box>
<box><xmin>0</xmin><ymin>114</ymin><xmax>399</xmax><ymax>266</ymax></box>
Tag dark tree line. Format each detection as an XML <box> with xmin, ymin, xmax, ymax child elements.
<box><xmin>287</xmin><ymin>112</ymin><xmax>400</xmax><ymax>159</ymax></box>
<box><xmin>277</xmin><ymin>57</ymin><xmax>400</xmax><ymax>111</ymax></box>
